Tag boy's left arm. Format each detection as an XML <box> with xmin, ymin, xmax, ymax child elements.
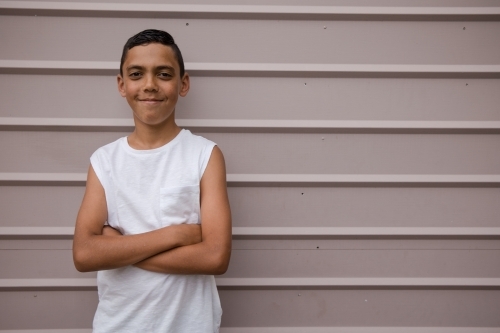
<box><xmin>133</xmin><ymin>146</ymin><xmax>232</xmax><ymax>275</ymax></box>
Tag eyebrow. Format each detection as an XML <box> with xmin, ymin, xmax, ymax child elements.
<box><xmin>126</xmin><ymin>65</ymin><xmax>176</xmax><ymax>73</ymax></box>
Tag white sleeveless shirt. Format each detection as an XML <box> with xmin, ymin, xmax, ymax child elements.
<box><xmin>90</xmin><ymin>129</ymin><xmax>221</xmax><ymax>333</ymax></box>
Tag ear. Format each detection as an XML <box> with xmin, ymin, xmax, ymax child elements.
<box><xmin>117</xmin><ymin>74</ymin><xmax>126</xmax><ymax>97</ymax></box>
<box><xmin>179</xmin><ymin>72</ymin><xmax>190</xmax><ymax>97</ymax></box>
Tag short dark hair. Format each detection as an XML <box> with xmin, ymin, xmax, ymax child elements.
<box><xmin>120</xmin><ymin>29</ymin><xmax>185</xmax><ymax>78</ymax></box>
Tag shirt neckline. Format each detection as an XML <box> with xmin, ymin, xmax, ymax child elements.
<box><xmin>121</xmin><ymin>129</ymin><xmax>186</xmax><ymax>155</ymax></box>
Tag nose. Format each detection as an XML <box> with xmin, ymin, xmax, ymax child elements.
<box><xmin>143</xmin><ymin>74</ymin><xmax>158</xmax><ymax>92</ymax></box>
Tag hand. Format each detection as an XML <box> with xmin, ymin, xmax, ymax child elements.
<box><xmin>102</xmin><ymin>225</ymin><xmax>123</xmax><ymax>237</ymax></box>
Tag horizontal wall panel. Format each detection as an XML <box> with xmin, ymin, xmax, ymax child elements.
<box><xmin>0</xmin><ymin>131</ymin><xmax>123</xmax><ymax>173</ymax></box>
<box><xmin>3</xmin><ymin>61</ymin><xmax>499</xmax><ymax>78</ymax></box>
<box><xmin>0</xmin><ymin>279</ymin><xmax>96</xmax><ymax>290</ymax></box>
<box><xmin>4</xmin><ymin>227</ymin><xmax>500</xmax><ymax>238</ymax></box>
<box><xmin>1</xmin><ymin>131</ymin><xmax>499</xmax><ymax>174</ymax></box>
<box><xmin>2</xmin><ymin>186</ymin><xmax>500</xmax><ymax>228</ymax></box>
<box><xmin>225</xmin><ymin>249</ymin><xmax>500</xmax><ymax>278</ymax></box>
<box><xmin>2</xmin><ymin>173</ymin><xmax>500</xmax><ymax>187</ymax></box>
<box><xmin>1</xmin><ymin>2</ymin><xmax>499</xmax><ymax>20</ymax></box>
<box><xmin>1</xmin><ymin>290</ymin><xmax>499</xmax><ymax>329</ymax></box>
<box><xmin>1</xmin><ymin>16</ymin><xmax>500</xmax><ymax>64</ymax></box>
<box><xmin>217</xmin><ymin>278</ymin><xmax>500</xmax><ymax>289</ymax></box>
<box><xmin>231</xmin><ymin>239</ymin><xmax>500</xmax><ymax>250</ymax></box>
<box><xmin>7</xmin><ymin>0</ymin><xmax>500</xmax><ymax>7</ymax></box>
<box><xmin>0</xmin><ymin>290</ymin><xmax>97</xmax><ymax>330</ymax></box>
<box><xmin>220</xmin><ymin>289</ymin><xmax>500</xmax><ymax>327</ymax></box>
<box><xmin>0</xmin><ymin>250</ymin><xmax>95</xmax><ymax>279</ymax></box>
<box><xmin>2</xmin><ymin>248</ymin><xmax>499</xmax><ymax>279</ymax></box>
<box><xmin>3</xmin><ymin>239</ymin><xmax>500</xmax><ymax>251</ymax></box>
<box><xmin>231</xmin><ymin>227</ymin><xmax>500</xmax><ymax>238</ymax></box>
<box><xmin>0</xmin><ymin>239</ymin><xmax>74</xmax><ymax>250</ymax></box>
<box><xmin>208</xmin><ymin>133</ymin><xmax>500</xmax><ymax>175</ymax></box>
<box><xmin>229</xmin><ymin>187</ymin><xmax>500</xmax><ymax>227</ymax></box>
<box><xmin>2</xmin><ymin>278</ymin><xmax>500</xmax><ymax>290</ymax></box>
<box><xmin>0</xmin><ymin>186</ymin><xmax>83</xmax><ymax>227</ymax></box>
<box><xmin>179</xmin><ymin>78</ymin><xmax>500</xmax><ymax>121</ymax></box>
<box><xmin>3</xmin><ymin>118</ymin><xmax>500</xmax><ymax>134</ymax></box>
<box><xmin>3</xmin><ymin>75</ymin><xmax>500</xmax><ymax>121</ymax></box>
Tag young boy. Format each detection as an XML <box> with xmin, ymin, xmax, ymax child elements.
<box><xmin>73</xmin><ymin>29</ymin><xmax>232</xmax><ymax>332</ymax></box>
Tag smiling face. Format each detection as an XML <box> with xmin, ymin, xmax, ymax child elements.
<box><xmin>117</xmin><ymin>43</ymin><xmax>189</xmax><ymax>128</ymax></box>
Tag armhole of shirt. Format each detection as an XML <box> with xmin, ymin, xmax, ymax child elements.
<box><xmin>90</xmin><ymin>151</ymin><xmax>110</xmax><ymax>225</ymax></box>
<box><xmin>200</xmin><ymin>143</ymin><xmax>217</xmax><ymax>179</ymax></box>
<box><xmin>90</xmin><ymin>151</ymin><xmax>107</xmax><ymax>192</ymax></box>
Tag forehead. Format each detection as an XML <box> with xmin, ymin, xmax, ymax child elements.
<box><xmin>123</xmin><ymin>43</ymin><xmax>179</xmax><ymax>71</ymax></box>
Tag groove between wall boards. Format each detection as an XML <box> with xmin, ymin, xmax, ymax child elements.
<box><xmin>0</xmin><ymin>331</ymin><xmax>92</xmax><ymax>333</ymax></box>
<box><xmin>0</xmin><ymin>330</ymin><xmax>497</xmax><ymax>333</ymax></box>
<box><xmin>220</xmin><ymin>329</ymin><xmax>500</xmax><ymax>333</ymax></box>
<box><xmin>1</xmin><ymin>173</ymin><xmax>499</xmax><ymax>187</ymax></box>
<box><xmin>0</xmin><ymin>329</ymin><xmax>499</xmax><ymax>333</ymax></box>
<box><xmin>1</xmin><ymin>60</ymin><xmax>499</xmax><ymax>78</ymax></box>
<box><xmin>1</xmin><ymin>278</ymin><xmax>499</xmax><ymax>290</ymax></box>
<box><xmin>1</xmin><ymin>227</ymin><xmax>499</xmax><ymax>239</ymax></box>
<box><xmin>0</xmin><ymin>2</ymin><xmax>499</xmax><ymax>21</ymax></box>
<box><xmin>2</xmin><ymin>117</ymin><xmax>500</xmax><ymax>134</ymax></box>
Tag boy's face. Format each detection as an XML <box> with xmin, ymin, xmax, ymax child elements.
<box><xmin>117</xmin><ymin>43</ymin><xmax>189</xmax><ymax>127</ymax></box>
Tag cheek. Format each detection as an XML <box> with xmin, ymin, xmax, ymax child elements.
<box><xmin>164</xmin><ymin>88</ymin><xmax>180</xmax><ymax>100</ymax></box>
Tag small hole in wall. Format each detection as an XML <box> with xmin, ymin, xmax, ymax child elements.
<box><xmin>186</xmin><ymin>23</ymin><xmax>189</xmax><ymax>26</ymax></box>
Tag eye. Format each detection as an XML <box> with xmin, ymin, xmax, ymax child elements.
<box><xmin>158</xmin><ymin>72</ymin><xmax>172</xmax><ymax>79</ymax></box>
<box><xmin>128</xmin><ymin>72</ymin><xmax>142</xmax><ymax>79</ymax></box>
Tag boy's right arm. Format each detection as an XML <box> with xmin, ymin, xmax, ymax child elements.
<box><xmin>73</xmin><ymin>165</ymin><xmax>201</xmax><ymax>272</ymax></box>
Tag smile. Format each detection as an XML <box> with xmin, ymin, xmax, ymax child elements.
<box><xmin>139</xmin><ymin>99</ymin><xmax>164</xmax><ymax>104</ymax></box>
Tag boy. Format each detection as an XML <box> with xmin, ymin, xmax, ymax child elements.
<box><xmin>73</xmin><ymin>29</ymin><xmax>232</xmax><ymax>332</ymax></box>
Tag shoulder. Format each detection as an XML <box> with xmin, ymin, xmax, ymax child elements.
<box><xmin>90</xmin><ymin>137</ymin><xmax>125</xmax><ymax>161</ymax></box>
<box><xmin>180</xmin><ymin>129</ymin><xmax>216</xmax><ymax>148</ymax></box>
<box><xmin>178</xmin><ymin>130</ymin><xmax>220</xmax><ymax>177</ymax></box>
<box><xmin>92</xmin><ymin>137</ymin><xmax>124</xmax><ymax>156</ymax></box>
<box><xmin>89</xmin><ymin>137</ymin><xmax>126</xmax><ymax>178</ymax></box>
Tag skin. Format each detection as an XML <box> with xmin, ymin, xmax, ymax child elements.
<box><xmin>73</xmin><ymin>43</ymin><xmax>232</xmax><ymax>274</ymax></box>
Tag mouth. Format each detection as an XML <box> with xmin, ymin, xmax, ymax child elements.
<box><xmin>138</xmin><ymin>98</ymin><xmax>164</xmax><ymax>104</ymax></box>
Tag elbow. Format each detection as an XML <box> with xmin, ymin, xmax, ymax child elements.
<box><xmin>74</xmin><ymin>264</ymin><xmax>90</xmax><ymax>273</ymax></box>
<box><xmin>211</xmin><ymin>250</ymin><xmax>231</xmax><ymax>275</ymax></box>
<box><xmin>73</xmin><ymin>255</ymin><xmax>89</xmax><ymax>273</ymax></box>
<box><xmin>73</xmin><ymin>248</ymin><xmax>94</xmax><ymax>273</ymax></box>
<box><xmin>212</xmin><ymin>262</ymin><xmax>229</xmax><ymax>275</ymax></box>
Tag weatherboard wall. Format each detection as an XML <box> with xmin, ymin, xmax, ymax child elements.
<box><xmin>0</xmin><ymin>0</ymin><xmax>500</xmax><ymax>331</ymax></box>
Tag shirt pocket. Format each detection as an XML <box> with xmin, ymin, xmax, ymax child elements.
<box><xmin>160</xmin><ymin>185</ymin><xmax>200</xmax><ymax>226</ymax></box>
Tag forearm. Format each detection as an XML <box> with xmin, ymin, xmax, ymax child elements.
<box><xmin>134</xmin><ymin>240</ymin><xmax>231</xmax><ymax>275</ymax></box>
<box><xmin>73</xmin><ymin>225</ymin><xmax>199</xmax><ymax>272</ymax></box>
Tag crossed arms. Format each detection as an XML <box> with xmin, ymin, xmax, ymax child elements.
<box><xmin>73</xmin><ymin>146</ymin><xmax>232</xmax><ymax>275</ymax></box>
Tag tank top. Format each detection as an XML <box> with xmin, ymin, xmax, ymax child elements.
<box><xmin>90</xmin><ymin>129</ymin><xmax>221</xmax><ymax>333</ymax></box>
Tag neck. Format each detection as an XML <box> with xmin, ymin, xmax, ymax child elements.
<box><xmin>127</xmin><ymin>115</ymin><xmax>181</xmax><ymax>150</ymax></box>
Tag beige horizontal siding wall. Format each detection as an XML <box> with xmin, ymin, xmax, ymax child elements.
<box><xmin>1</xmin><ymin>1</ymin><xmax>500</xmax><ymax>331</ymax></box>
